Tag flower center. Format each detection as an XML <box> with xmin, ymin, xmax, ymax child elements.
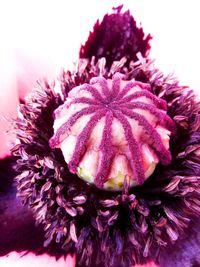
<box><xmin>49</xmin><ymin>73</ymin><xmax>176</xmax><ymax>190</ymax></box>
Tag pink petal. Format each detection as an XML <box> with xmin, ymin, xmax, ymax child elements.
<box><xmin>0</xmin><ymin>252</ymin><xmax>76</xmax><ymax>267</ymax></box>
<box><xmin>0</xmin><ymin>51</ymin><xmax>18</xmax><ymax>158</ymax></box>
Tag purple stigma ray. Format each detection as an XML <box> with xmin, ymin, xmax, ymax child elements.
<box><xmin>117</xmin><ymin>90</ymin><xmax>167</xmax><ymax>110</ymax></box>
<box><xmin>114</xmin><ymin>101</ymin><xmax>175</xmax><ymax>132</ymax></box>
<box><xmin>49</xmin><ymin>106</ymin><xmax>102</xmax><ymax>148</ymax></box>
<box><xmin>70</xmin><ymin>97</ymin><xmax>101</xmax><ymax>106</ymax></box>
<box><xmin>68</xmin><ymin>109</ymin><xmax>106</xmax><ymax>174</ymax></box>
<box><xmin>113</xmin><ymin>109</ymin><xmax>145</xmax><ymax>185</ymax></box>
<box><xmin>94</xmin><ymin>111</ymin><xmax>114</xmax><ymax>187</ymax></box>
<box><xmin>115</xmin><ymin>82</ymin><xmax>137</xmax><ymax>100</ymax></box>
<box><xmin>111</xmin><ymin>73</ymin><xmax>122</xmax><ymax>99</ymax></box>
<box><xmin>81</xmin><ymin>84</ymin><xmax>105</xmax><ymax>102</ymax></box>
<box><xmin>90</xmin><ymin>77</ymin><xmax>110</xmax><ymax>99</ymax></box>
<box><xmin>119</xmin><ymin>108</ymin><xmax>172</xmax><ymax>165</ymax></box>
<box><xmin>54</xmin><ymin>95</ymin><xmax>102</xmax><ymax>119</ymax></box>
<box><xmin>115</xmin><ymin>81</ymin><xmax>151</xmax><ymax>101</ymax></box>
<box><xmin>55</xmin><ymin>97</ymin><xmax>101</xmax><ymax>119</ymax></box>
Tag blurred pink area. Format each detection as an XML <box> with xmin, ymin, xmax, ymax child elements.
<box><xmin>0</xmin><ymin>252</ymin><xmax>75</xmax><ymax>267</ymax></box>
<box><xmin>0</xmin><ymin>252</ymin><xmax>158</xmax><ymax>267</ymax></box>
<box><xmin>137</xmin><ymin>263</ymin><xmax>158</xmax><ymax>267</ymax></box>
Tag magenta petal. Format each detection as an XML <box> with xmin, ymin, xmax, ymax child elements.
<box><xmin>80</xmin><ymin>6</ymin><xmax>151</xmax><ymax>68</ymax></box>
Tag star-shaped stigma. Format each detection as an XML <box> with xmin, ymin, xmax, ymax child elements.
<box><xmin>49</xmin><ymin>73</ymin><xmax>176</xmax><ymax>190</ymax></box>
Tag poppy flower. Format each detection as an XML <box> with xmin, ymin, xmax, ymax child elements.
<box><xmin>0</xmin><ymin>2</ymin><xmax>200</xmax><ymax>267</ymax></box>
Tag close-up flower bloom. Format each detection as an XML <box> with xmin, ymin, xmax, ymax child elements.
<box><xmin>0</xmin><ymin>1</ymin><xmax>200</xmax><ymax>267</ymax></box>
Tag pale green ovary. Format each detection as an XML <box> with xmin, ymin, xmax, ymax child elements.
<box><xmin>104</xmin><ymin>172</ymin><xmax>136</xmax><ymax>191</ymax></box>
<box><xmin>78</xmin><ymin>167</ymin><xmax>135</xmax><ymax>191</ymax></box>
<box><xmin>77</xmin><ymin>167</ymin><xmax>94</xmax><ymax>183</ymax></box>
